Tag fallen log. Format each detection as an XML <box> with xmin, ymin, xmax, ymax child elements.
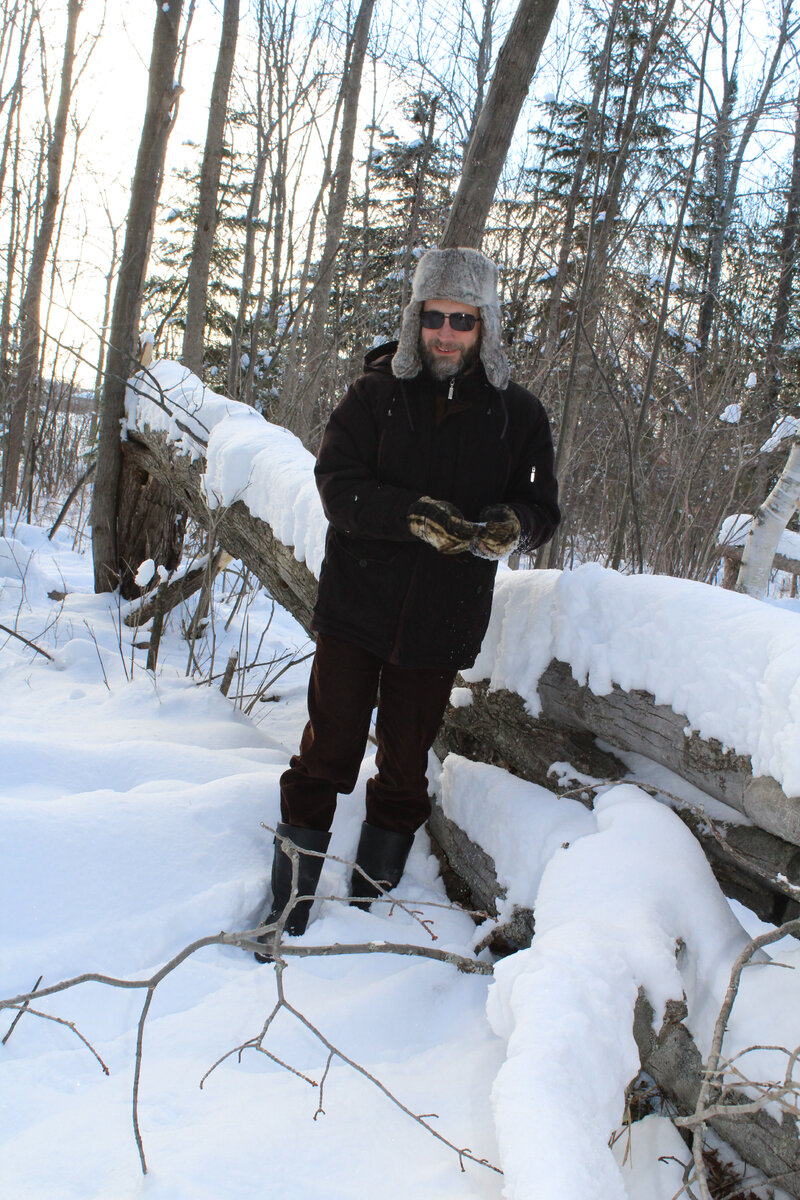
<box><xmin>123</xmin><ymin>430</ymin><xmax>317</xmax><ymax>633</ymax></box>
<box><xmin>537</xmin><ymin>659</ymin><xmax>800</xmax><ymax>846</ymax></box>
<box><xmin>125</xmin><ymin>422</ymin><xmax>800</xmax><ymax>925</ymax></box>
<box><xmin>719</xmin><ymin>541</ymin><xmax>800</xmax><ymax>591</ymax></box>
<box><xmin>634</xmin><ymin>992</ymin><xmax>800</xmax><ymax>1198</ymax></box>
<box><xmin>437</xmin><ymin>675</ymin><xmax>800</xmax><ymax>923</ymax></box>
<box><xmin>428</xmin><ymin>801</ymin><xmax>800</xmax><ymax>1198</ymax></box>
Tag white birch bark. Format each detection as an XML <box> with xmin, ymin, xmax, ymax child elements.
<box><xmin>737</xmin><ymin>438</ymin><xmax>800</xmax><ymax>598</ymax></box>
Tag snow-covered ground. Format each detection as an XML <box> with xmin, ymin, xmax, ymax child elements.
<box><xmin>2</xmin><ymin>515</ymin><xmax>800</xmax><ymax>1200</ymax></box>
<box><xmin>3</xmin><ymin>362</ymin><xmax>800</xmax><ymax>1199</ymax></box>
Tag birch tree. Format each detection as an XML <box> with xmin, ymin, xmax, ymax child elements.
<box><xmin>736</xmin><ymin>436</ymin><xmax>800</xmax><ymax>597</ymax></box>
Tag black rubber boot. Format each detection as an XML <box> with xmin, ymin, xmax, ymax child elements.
<box><xmin>350</xmin><ymin>822</ymin><xmax>414</xmax><ymax>910</ymax></box>
<box><xmin>254</xmin><ymin>822</ymin><xmax>331</xmax><ymax>962</ymax></box>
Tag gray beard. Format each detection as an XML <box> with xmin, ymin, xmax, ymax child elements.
<box><xmin>419</xmin><ymin>338</ymin><xmax>481</xmax><ymax>381</ymax></box>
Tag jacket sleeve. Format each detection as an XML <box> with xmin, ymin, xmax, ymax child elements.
<box><xmin>503</xmin><ymin>395</ymin><xmax>561</xmax><ymax>553</ymax></box>
<box><xmin>314</xmin><ymin>379</ymin><xmax>422</xmax><ymax>541</ymax></box>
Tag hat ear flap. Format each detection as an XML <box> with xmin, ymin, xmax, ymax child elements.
<box><xmin>479</xmin><ymin>304</ymin><xmax>511</xmax><ymax>390</ymax></box>
<box><xmin>391</xmin><ymin>300</ymin><xmax>423</xmax><ymax>379</ymax></box>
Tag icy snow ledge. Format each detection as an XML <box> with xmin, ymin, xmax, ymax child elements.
<box><xmin>125</xmin><ymin>359</ymin><xmax>327</xmax><ymax>576</ymax></box>
<box><xmin>484</xmin><ymin>782</ymin><xmax>749</xmax><ymax>1200</ymax></box>
<box><xmin>463</xmin><ymin>566</ymin><xmax>800</xmax><ymax>801</ymax></box>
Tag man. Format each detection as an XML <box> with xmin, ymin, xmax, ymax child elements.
<box><xmin>255</xmin><ymin>247</ymin><xmax>559</xmax><ymax>959</ymax></box>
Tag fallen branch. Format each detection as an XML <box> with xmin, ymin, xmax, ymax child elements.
<box><xmin>200</xmin><ymin>954</ymin><xmax>501</xmax><ymax>1176</ymax></box>
<box><xmin>0</xmin><ymin>622</ymin><xmax>54</xmax><ymax>661</ymax></box>
<box><xmin>0</xmin><ymin>841</ymin><xmax>493</xmax><ymax>1177</ymax></box>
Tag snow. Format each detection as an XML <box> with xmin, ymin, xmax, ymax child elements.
<box><xmin>1</xmin><ymin>525</ymin><xmax>799</xmax><ymax>1198</ymax></box>
<box><xmin>134</xmin><ymin>556</ymin><xmax>156</xmax><ymax>587</ymax></box>
<box><xmin>463</xmin><ymin>565</ymin><xmax>800</xmax><ymax>797</ymax></box>
<box><xmin>720</xmin><ymin>512</ymin><xmax>800</xmax><ymax>562</ymax></box>
<box><xmin>762</xmin><ymin>413</ymin><xmax>800</xmax><ymax>453</ymax></box>
<box><xmin>720</xmin><ymin>401</ymin><xmax>741</xmax><ymax>423</ymax></box>
<box><xmin>0</xmin><ymin>521</ymin><xmax>502</xmax><ymax>1200</ymax></box>
<box><xmin>126</xmin><ymin>361</ymin><xmax>327</xmax><ymax>574</ymax></box>
<box><xmin>5</xmin><ymin>364</ymin><xmax>800</xmax><ymax>1197</ymax></box>
<box><xmin>746</xmin><ymin>371</ymin><xmax>757</xmax><ymax>388</ymax></box>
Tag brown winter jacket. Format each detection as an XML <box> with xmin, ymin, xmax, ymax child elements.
<box><xmin>311</xmin><ymin>343</ymin><xmax>560</xmax><ymax>670</ymax></box>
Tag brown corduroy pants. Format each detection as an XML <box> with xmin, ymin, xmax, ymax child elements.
<box><xmin>280</xmin><ymin>633</ymin><xmax>456</xmax><ymax>835</ymax></box>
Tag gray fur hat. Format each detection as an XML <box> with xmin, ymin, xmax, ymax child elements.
<box><xmin>391</xmin><ymin>247</ymin><xmax>510</xmax><ymax>389</ymax></box>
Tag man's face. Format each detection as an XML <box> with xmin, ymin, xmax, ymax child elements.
<box><xmin>419</xmin><ymin>297</ymin><xmax>481</xmax><ymax>381</ymax></box>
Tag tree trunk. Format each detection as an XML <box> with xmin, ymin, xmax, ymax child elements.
<box><xmin>91</xmin><ymin>0</ymin><xmax>184</xmax><ymax>593</ymax></box>
<box><xmin>754</xmin><ymin>79</ymin><xmax>800</xmax><ymax>465</ymax></box>
<box><xmin>182</xmin><ymin>0</ymin><xmax>239</xmax><ymax>375</ymax></box>
<box><xmin>294</xmin><ymin>0</ymin><xmax>375</xmax><ymax>445</ymax></box>
<box><xmin>439</xmin><ymin>0</ymin><xmax>559</xmax><ymax>248</ymax></box>
<box><xmin>2</xmin><ymin>0</ymin><xmax>80</xmax><ymax>508</ymax></box>
<box><xmin>694</xmin><ymin>0</ymin><xmax>794</xmax><ymax>382</ymax></box>
<box><xmin>608</xmin><ymin>0</ymin><xmax>713</xmax><ymax>570</ymax></box>
<box><xmin>736</xmin><ymin>438</ymin><xmax>800</xmax><ymax>599</ymax></box>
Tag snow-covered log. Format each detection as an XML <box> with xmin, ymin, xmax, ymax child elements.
<box><xmin>124</xmin><ymin>361</ymin><xmax>800</xmax><ymax>914</ymax></box>
<box><xmin>436</xmin><ymin>763</ymin><xmax>800</xmax><ymax>1199</ymax></box>
<box><xmin>122</xmin><ymin>429</ymin><xmax>319</xmax><ymax>635</ymax></box>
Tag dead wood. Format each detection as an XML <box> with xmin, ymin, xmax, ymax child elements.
<box><xmin>123</xmin><ymin>551</ymin><xmax>222</xmax><ymax>628</ymax></box>
<box><xmin>634</xmin><ymin>991</ymin><xmax>800</xmax><ymax>1199</ymax></box>
<box><xmin>122</xmin><ymin>430</ymin><xmax>317</xmax><ymax>634</ymax></box>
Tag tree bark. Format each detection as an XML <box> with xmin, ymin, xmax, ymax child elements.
<box><xmin>182</xmin><ymin>0</ymin><xmax>239</xmax><ymax>375</ymax></box>
<box><xmin>2</xmin><ymin>0</ymin><xmax>80</xmax><ymax>507</ymax></box>
<box><xmin>91</xmin><ymin>0</ymin><xmax>183</xmax><ymax>593</ymax></box>
<box><xmin>439</xmin><ymin>0</ymin><xmax>559</xmax><ymax>248</ymax></box>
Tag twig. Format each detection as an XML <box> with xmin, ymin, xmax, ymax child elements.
<box><xmin>201</xmin><ymin>959</ymin><xmax>502</xmax><ymax>1176</ymax></box>
<box><xmin>0</xmin><ymin>622</ymin><xmax>54</xmax><ymax>661</ymax></box>
<box><xmin>48</xmin><ymin>459</ymin><xmax>96</xmax><ymax>541</ymax></box>
<box><xmin>220</xmin><ymin>650</ymin><xmax>238</xmax><ymax>696</ymax></box>
<box><xmin>675</xmin><ymin>918</ymin><xmax>800</xmax><ymax>1200</ymax></box>
<box><xmin>5</xmin><ymin>1004</ymin><xmax>110</xmax><ymax>1074</ymax></box>
<box><xmin>1</xmin><ymin>915</ymin><xmax>492</xmax><ymax>1176</ymax></box>
<box><xmin>83</xmin><ymin>619</ymin><xmax>110</xmax><ymax>689</ymax></box>
<box><xmin>2</xmin><ymin>975</ymin><xmax>42</xmax><ymax>1043</ymax></box>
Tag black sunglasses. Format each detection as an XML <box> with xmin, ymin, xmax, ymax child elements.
<box><xmin>420</xmin><ymin>310</ymin><xmax>481</xmax><ymax>332</ymax></box>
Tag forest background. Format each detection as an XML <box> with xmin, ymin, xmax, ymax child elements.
<box><xmin>0</xmin><ymin>0</ymin><xmax>798</xmax><ymax>584</ymax></box>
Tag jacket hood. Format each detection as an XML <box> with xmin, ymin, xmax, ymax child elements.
<box><xmin>363</xmin><ymin>341</ymin><xmax>399</xmax><ymax>373</ymax></box>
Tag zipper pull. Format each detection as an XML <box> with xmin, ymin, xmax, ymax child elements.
<box><xmin>447</xmin><ymin>378</ymin><xmax>455</xmax><ymax>401</ymax></box>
